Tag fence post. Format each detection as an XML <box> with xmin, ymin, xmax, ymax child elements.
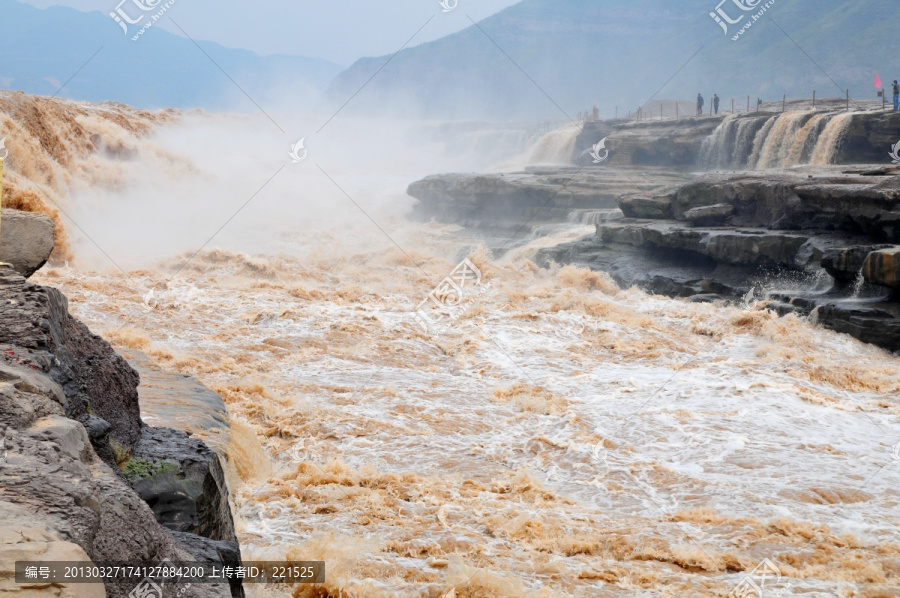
<box><xmin>846</xmin><ymin>89</ymin><xmax>850</xmax><ymax>111</ymax></box>
<box><xmin>731</xmin><ymin>98</ymin><xmax>735</xmax><ymax>114</ymax></box>
<box><xmin>747</xmin><ymin>95</ymin><xmax>750</xmax><ymax>113</ymax></box>
<box><xmin>782</xmin><ymin>94</ymin><xmax>786</xmax><ymax>112</ymax></box>
<box><xmin>812</xmin><ymin>90</ymin><xmax>816</xmax><ymax>108</ymax></box>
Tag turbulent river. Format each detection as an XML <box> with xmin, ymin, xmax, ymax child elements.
<box><xmin>8</xmin><ymin>96</ymin><xmax>900</xmax><ymax>597</ymax></box>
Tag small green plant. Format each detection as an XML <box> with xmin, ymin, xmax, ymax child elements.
<box><xmin>121</xmin><ymin>459</ymin><xmax>178</xmax><ymax>483</ymax></box>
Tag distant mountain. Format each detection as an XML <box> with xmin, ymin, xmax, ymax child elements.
<box><xmin>328</xmin><ymin>0</ymin><xmax>899</xmax><ymax>120</ymax></box>
<box><xmin>0</xmin><ymin>0</ymin><xmax>342</xmax><ymax>110</ymax></box>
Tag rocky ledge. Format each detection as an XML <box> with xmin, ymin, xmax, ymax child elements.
<box><xmin>0</xmin><ymin>264</ymin><xmax>243</xmax><ymax>597</ymax></box>
<box><xmin>408</xmin><ymin>166</ymin><xmax>691</xmax><ymax>230</ymax></box>
<box><xmin>537</xmin><ymin>165</ymin><xmax>900</xmax><ymax>352</ymax></box>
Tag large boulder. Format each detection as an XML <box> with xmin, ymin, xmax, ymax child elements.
<box><xmin>862</xmin><ymin>246</ymin><xmax>900</xmax><ymax>290</ymax></box>
<box><xmin>127</xmin><ymin>426</ymin><xmax>237</xmax><ymax>545</ymax></box>
<box><xmin>0</xmin><ymin>209</ymin><xmax>55</xmax><ymax>278</ymax></box>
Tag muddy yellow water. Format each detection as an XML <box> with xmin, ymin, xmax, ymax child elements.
<box><xmin>32</xmin><ymin>235</ymin><xmax>900</xmax><ymax>598</ymax></box>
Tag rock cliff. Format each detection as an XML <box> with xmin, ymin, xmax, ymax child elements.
<box><xmin>0</xmin><ymin>264</ymin><xmax>243</xmax><ymax>597</ymax></box>
<box><xmin>537</xmin><ymin>166</ymin><xmax>900</xmax><ymax>351</ymax></box>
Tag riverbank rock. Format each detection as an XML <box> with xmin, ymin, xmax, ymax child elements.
<box><xmin>0</xmin><ymin>263</ymin><xmax>142</xmax><ymax>459</ymax></box>
<box><xmin>862</xmin><ymin>247</ymin><xmax>900</xmax><ymax>290</ymax></box>
<box><xmin>408</xmin><ymin>167</ymin><xmax>690</xmax><ymax>229</ymax></box>
<box><xmin>536</xmin><ymin>166</ymin><xmax>900</xmax><ymax>352</ymax></box>
<box><xmin>128</xmin><ymin>425</ymin><xmax>237</xmax><ymax>544</ymax></box>
<box><xmin>0</xmin><ymin>361</ymin><xmax>229</xmax><ymax>598</ymax></box>
<box><xmin>0</xmin><ymin>209</ymin><xmax>55</xmax><ymax>278</ymax></box>
<box><xmin>0</xmin><ymin>264</ymin><xmax>241</xmax><ymax>597</ymax></box>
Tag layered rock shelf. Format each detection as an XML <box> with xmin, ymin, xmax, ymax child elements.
<box><xmin>537</xmin><ymin>165</ymin><xmax>900</xmax><ymax>351</ymax></box>
<box><xmin>408</xmin><ymin>167</ymin><xmax>691</xmax><ymax>230</ymax></box>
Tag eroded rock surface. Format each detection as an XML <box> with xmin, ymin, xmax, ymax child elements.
<box><xmin>537</xmin><ymin>166</ymin><xmax>900</xmax><ymax>352</ymax></box>
<box><xmin>408</xmin><ymin>167</ymin><xmax>690</xmax><ymax>229</ymax></box>
<box><xmin>0</xmin><ymin>265</ymin><xmax>241</xmax><ymax>597</ymax></box>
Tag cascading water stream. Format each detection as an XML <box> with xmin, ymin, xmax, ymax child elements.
<box><xmin>700</xmin><ymin>110</ymin><xmax>859</xmax><ymax>170</ymax></box>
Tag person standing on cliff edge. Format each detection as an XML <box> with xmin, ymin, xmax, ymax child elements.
<box><xmin>697</xmin><ymin>93</ymin><xmax>705</xmax><ymax>116</ymax></box>
<box><xmin>893</xmin><ymin>80</ymin><xmax>899</xmax><ymax>111</ymax></box>
<box><xmin>713</xmin><ymin>94</ymin><xmax>720</xmax><ymax>115</ymax></box>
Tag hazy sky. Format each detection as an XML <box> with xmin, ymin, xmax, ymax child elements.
<box><xmin>20</xmin><ymin>0</ymin><xmax>521</xmax><ymax>65</ymax></box>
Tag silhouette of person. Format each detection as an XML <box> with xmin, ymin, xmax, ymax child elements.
<box><xmin>894</xmin><ymin>80</ymin><xmax>899</xmax><ymax>111</ymax></box>
<box><xmin>713</xmin><ymin>94</ymin><xmax>720</xmax><ymax>115</ymax></box>
<box><xmin>697</xmin><ymin>93</ymin><xmax>705</xmax><ymax>116</ymax></box>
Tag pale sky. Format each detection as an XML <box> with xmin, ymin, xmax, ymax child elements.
<box><xmin>20</xmin><ymin>0</ymin><xmax>522</xmax><ymax>65</ymax></box>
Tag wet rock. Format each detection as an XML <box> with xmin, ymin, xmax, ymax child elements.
<box><xmin>0</xmin><ymin>208</ymin><xmax>55</xmax><ymax>278</ymax></box>
<box><xmin>862</xmin><ymin>247</ymin><xmax>900</xmax><ymax>289</ymax></box>
<box><xmin>538</xmin><ymin>165</ymin><xmax>900</xmax><ymax>353</ymax></box>
<box><xmin>814</xmin><ymin>301</ymin><xmax>900</xmax><ymax>352</ymax></box>
<box><xmin>574</xmin><ymin>118</ymin><xmax>722</xmax><ymax>168</ymax></box>
<box><xmin>407</xmin><ymin>168</ymin><xmax>689</xmax><ymax>228</ymax></box>
<box><xmin>661</xmin><ymin>166</ymin><xmax>900</xmax><ymax>240</ymax></box>
<box><xmin>618</xmin><ymin>196</ymin><xmax>671</xmax><ymax>219</ymax></box>
<box><xmin>684</xmin><ymin>203</ymin><xmax>733</xmax><ymax>225</ymax></box>
<box><xmin>596</xmin><ymin>221</ymin><xmax>812</xmax><ymax>269</ymax></box>
<box><xmin>129</xmin><ymin>426</ymin><xmax>237</xmax><ymax>544</ymax></box>
<box><xmin>168</xmin><ymin>531</ymin><xmax>244</xmax><ymax>598</ymax></box>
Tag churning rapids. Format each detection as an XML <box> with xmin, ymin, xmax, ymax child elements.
<box><xmin>5</xmin><ymin>94</ymin><xmax>900</xmax><ymax>597</ymax></box>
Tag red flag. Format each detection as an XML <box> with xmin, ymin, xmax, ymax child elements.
<box><xmin>875</xmin><ymin>73</ymin><xmax>882</xmax><ymax>88</ymax></box>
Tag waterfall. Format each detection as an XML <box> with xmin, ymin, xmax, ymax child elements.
<box><xmin>809</xmin><ymin>112</ymin><xmax>857</xmax><ymax>165</ymax></box>
<box><xmin>783</xmin><ymin>113</ymin><xmax>829</xmax><ymax>165</ymax></box>
<box><xmin>701</xmin><ymin>110</ymin><xmax>859</xmax><ymax>170</ymax></box>
<box><xmin>525</xmin><ymin>124</ymin><xmax>581</xmax><ymax>165</ymax></box>
<box><xmin>747</xmin><ymin>116</ymin><xmax>778</xmax><ymax>167</ymax></box>
<box><xmin>567</xmin><ymin>208</ymin><xmax>624</xmax><ymax>225</ymax></box>
<box><xmin>753</xmin><ymin>112</ymin><xmax>812</xmax><ymax>168</ymax></box>
<box><xmin>701</xmin><ymin>114</ymin><xmax>783</xmax><ymax>169</ymax></box>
